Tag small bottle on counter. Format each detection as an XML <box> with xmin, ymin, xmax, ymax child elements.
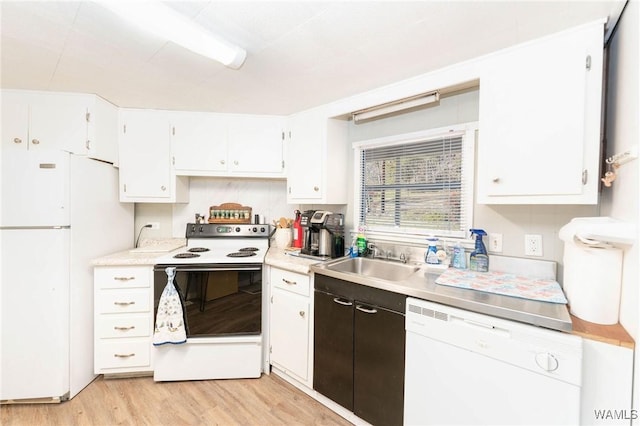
<box><xmin>356</xmin><ymin>226</ymin><xmax>367</xmax><ymax>256</ymax></box>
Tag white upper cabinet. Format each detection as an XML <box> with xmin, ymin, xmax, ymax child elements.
<box><xmin>1</xmin><ymin>90</ymin><xmax>90</xmax><ymax>155</ymax></box>
<box><xmin>171</xmin><ymin>112</ymin><xmax>285</xmax><ymax>178</ymax></box>
<box><xmin>286</xmin><ymin>109</ymin><xmax>349</xmax><ymax>204</ymax></box>
<box><xmin>477</xmin><ymin>20</ymin><xmax>605</xmax><ymax>204</ymax></box>
<box><xmin>171</xmin><ymin>111</ymin><xmax>228</xmax><ymax>175</ymax></box>
<box><xmin>227</xmin><ymin>115</ymin><xmax>285</xmax><ymax>176</ymax></box>
<box><xmin>118</xmin><ymin>109</ymin><xmax>188</xmax><ymax>203</ymax></box>
<box><xmin>86</xmin><ymin>96</ymin><xmax>119</xmax><ymax>164</ymax></box>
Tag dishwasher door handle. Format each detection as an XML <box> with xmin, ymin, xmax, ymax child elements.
<box><xmin>451</xmin><ymin>316</ymin><xmax>511</xmax><ymax>337</ymax></box>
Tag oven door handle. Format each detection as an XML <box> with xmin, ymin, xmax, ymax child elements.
<box><xmin>154</xmin><ymin>265</ymin><xmax>262</xmax><ymax>273</ymax></box>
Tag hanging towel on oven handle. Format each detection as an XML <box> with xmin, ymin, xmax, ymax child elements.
<box><xmin>153</xmin><ymin>267</ymin><xmax>188</xmax><ymax>345</ymax></box>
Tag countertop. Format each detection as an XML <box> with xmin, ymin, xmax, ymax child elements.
<box><xmin>92</xmin><ymin>238</ymin><xmax>186</xmax><ymax>266</ymax></box>
<box><xmin>264</xmin><ymin>248</ymin><xmax>326</xmax><ymax>274</ymax></box>
<box><xmin>312</xmin><ymin>259</ymin><xmax>574</xmax><ymax>332</ymax></box>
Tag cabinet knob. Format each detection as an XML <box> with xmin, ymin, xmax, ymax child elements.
<box><xmin>31</xmin><ymin>138</ymin><xmax>40</xmax><ymax>145</ymax></box>
<box><xmin>492</xmin><ymin>177</ymin><xmax>500</xmax><ymax>183</ymax></box>
<box><xmin>313</xmin><ymin>186</ymin><xmax>319</xmax><ymax>192</ymax></box>
<box><xmin>299</xmin><ymin>311</ymin><xmax>305</xmax><ymax>318</ymax></box>
<box><xmin>13</xmin><ymin>137</ymin><xmax>22</xmax><ymax>144</ymax></box>
<box><xmin>234</xmin><ymin>160</ymin><xmax>239</xmax><ymax>166</ymax></box>
<box><xmin>161</xmin><ymin>185</ymin><xmax>166</xmax><ymax>191</ymax></box>
<box><xmin>86</xmin><ymin>140</ymin><xmax>91</xmax><ymax>150</ymax></box>
<box><xmin>220</xmin><ymin>160</ymin><xmax>225</xmax><ymax>165</ymax></box>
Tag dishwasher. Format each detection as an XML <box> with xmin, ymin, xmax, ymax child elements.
<box><xmin>404</xmin><ymin>298</ymin><xmax>583</xmax><ymax>425</ymax></box>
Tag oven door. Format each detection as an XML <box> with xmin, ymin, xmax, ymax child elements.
<box><xmin>153</xmin><ymin>263</ymin><xmax>262</xmax><ymax>338</ymax></box>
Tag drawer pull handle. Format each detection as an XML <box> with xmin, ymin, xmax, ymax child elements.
<box><xmin>356</xmin><ymin>305</ymin><xmax>377</xmax><ymax>314</ymax></box>
<box><xmin>113</xmin><ymin>276</ymin><xmax>135</xmax><ymax>281</ymax></box>
<box><xmin>13</xmin><ymin>137</ymin><xmax>22</xmax><ymax>144</ymax></box>
<box><xmin>114</xmin><ymin>353</ymin><xmax>135</xmax><ymax>358</ymax></box>
<box><xmin>282</xmin><ymin>278</ymin><xmax>297</xmax><ymax>285</ymax></box>
<box><xmin>333</xmin><ymin>297</ymin><xmax>353</xmax><ymax>307</ymax></box>
<box><xmin>114</xmin><ymin>301</ymin><xmax>135</xmax><ymax>306</ymax></box>
<box><xmin>114</xmin><ymin>326</ymin><xmax>136</xmax><ymax>331</ymax></box>
<box><xmin>299</xmin><ymin>311</ymin><xmax>305</xmax><ymax>318</ymax></box>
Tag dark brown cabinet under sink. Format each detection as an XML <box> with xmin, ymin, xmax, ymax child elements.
<box><xmin>313</xmin><ymin>274</ymin><xmax>405</xmax><ymax>426</ymax></box>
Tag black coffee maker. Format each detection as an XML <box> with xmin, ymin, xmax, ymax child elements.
<box><xmin>301</xmin><ymin>210</ymin><xmax>344</xmax><ymax>258</ymax></box>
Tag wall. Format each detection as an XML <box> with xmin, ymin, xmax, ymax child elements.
<box><xmin>346</xmin><ymin>87</ymin><xmax>599</xmax><ymax>272</ymax></box>
<box><xmin>599</xmin><ymin>0</ymin><xmax>639</xmax><ymax>412</ymax></box>
<box><xmin>133</xmin><ymin>178</ymin><xmax>294</xmax><ymax>239</ymax></box>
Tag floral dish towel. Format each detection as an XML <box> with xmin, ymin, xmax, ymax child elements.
<box><xmin>153</xmin><ymin>267</ymin><xmax>187</xmax><ymax>345</ymax></box>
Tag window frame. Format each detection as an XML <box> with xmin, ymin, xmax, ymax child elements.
<box><xmin>352</xmin><ymin>122</ymin><xmax>477</xmax><ymax>243</ymax></box>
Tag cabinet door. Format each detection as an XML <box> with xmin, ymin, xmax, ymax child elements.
<box><xmin>287</xmin><ymin>110</ymin><xmax>323</xmax><ymax>200</ymax></box>
<box><xmin>119</xmin><ymin>109</ymin><xmax>172</xmax><ymax>199</ymax></box>
<box><xmin>1</xmin><ymin>90</ymin><xmax>29</xmax><ymax>153</ymax></box>
<box><xmin>313</xmin><ymin>289</ymin><xmax>354</xmax><ymax>411</ymax></box>
<box><xmin>87</xmin><ymin>96</ymin><xmax>119</xmax><ymax>164</ymax></box>
<box><xmin>171</xmin><ymin>111</ymin><xmax>228</xmax><ymax>174</ymax></box>
<box><xmin>227</xmin><ymin>115</ymin><xmax>284</xmax><ymax>174</ymax></box>
<box><xmin>477</xmin><ymin>22</ymin><xmax>603</xmax><ymax>204</ymax></box>
<box><xmin>29</xmin><ymin>92</ymin><xmax>89</xmax><ymax>153</ymax></box>
<box><xmin>354</xmin><ymin>303</ymin><xmax>405</xmax><ymax>426</ymax></box>
<box><xmin>270</xmin><ymin>287</ymin><xmax>310</xmax><ymax>380</ymax></box>
<box><xmin>580</xmin><ymin>339</ymin><xmax>633</xmax><ymax>425</ymax></box>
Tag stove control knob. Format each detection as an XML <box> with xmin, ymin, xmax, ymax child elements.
<box><xmin>252</xmin><ymin>227</ymin><xmax>257</xmax><ymax>232</ymax></box>
<box><xmin>199</xmin><ymin>225</ymin><xmax>204</xmax><ymax>232</ymax></box>
<box><xmin>260</xmin><ymin>227</ymin><xmax>266</xmax><ymax>233</ymax></box>
<box><xmin>235</xmin><ymin>227</ymin><xmax>241</xmax><ymax>233</ymax></box>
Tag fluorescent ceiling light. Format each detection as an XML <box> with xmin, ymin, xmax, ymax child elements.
<box><xmin>352</xmin><ymin>91</ymin><xmax>440</xmax><ymax>123</ymax></box>
<box><xmin>98</xmin><ymin>1</ymin><xmax>246</xmax><ymax>69</ymax></box>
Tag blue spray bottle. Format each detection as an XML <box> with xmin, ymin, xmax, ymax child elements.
<box><xmin>469</xmin><ymin>229</ymin><xmax>489</xmax><ymax>272</ymax></box>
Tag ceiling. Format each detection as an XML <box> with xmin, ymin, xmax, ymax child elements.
<box><xmin>0</xmin><ymin>1</ymin><xmax>624</xmax><ymax>115</ymax></box>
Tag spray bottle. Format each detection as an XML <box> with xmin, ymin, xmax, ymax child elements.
<box><xmin>469</xmin><ymin>229</ymin><xmax>489</xmax><ymax>272</ymax></box>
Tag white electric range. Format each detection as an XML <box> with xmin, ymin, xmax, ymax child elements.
<box><xmin>152</xmin><ymin>223</ymin><xmax>271</xmax><ymax>382</ymax></box>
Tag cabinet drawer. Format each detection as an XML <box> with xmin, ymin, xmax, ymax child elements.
<box><xmin>98</xmin><ymin>314</ymin><xmax>151</xmax><ymax>338</ymax></box>
<box><xmin>95</xmin><ymin>266</ymin><xmax>150</xmax><ymax>289</ymax></box>
<box><xmin>98</xmin><ymin>288</ymin><xmax>150</xmax><ymax>314</ymax></box>
<box><xmin>272</xmin><ymin>268</ymin><xmax>310</xmax><ymax>296</ymax></box>
<box><xmin>96</xmin><ymin>339</ymin><xmax>150</xmax><ymax>369</ymax></box>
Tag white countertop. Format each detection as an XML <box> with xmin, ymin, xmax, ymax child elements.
<box><xmin>92</xmin><ymin>238</ymin><xmax>186</xmax><ymax>266</ymax></box>
<box><xmin>264</xmin><ymin>248</ymin><xmax>327</xmax><ymax>274</ymax></box>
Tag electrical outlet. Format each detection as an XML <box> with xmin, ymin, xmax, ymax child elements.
<box><xmin>488</xmin><ymin>233</ymin><xmax>503</xmax><ymax>253</ymax></box>
<box><xmin>147</xmin><ymin>222</ymin><xmax>160</xmax><ymax>230</ymax></box>
<box><xmin>524</xmin><ymin>234</ymin><xmax>543</xmax><ymax>256</ymax></box>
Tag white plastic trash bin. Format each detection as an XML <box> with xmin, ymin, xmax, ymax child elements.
<box><xmin>559</xmin><ymin>217</ymin><xmax>625</xmax><ymax>325</ymax></box>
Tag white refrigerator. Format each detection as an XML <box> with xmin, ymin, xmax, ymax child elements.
<box><xmin>0</xmin><ymin>149</ymin><xmax>134</xmax><ymax>402</ymax></box>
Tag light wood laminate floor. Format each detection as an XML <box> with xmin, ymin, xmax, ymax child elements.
<box><xmin>1</xmin><ymin>374</ymin><xmax>353</xmax><ymax>426</ymax></box>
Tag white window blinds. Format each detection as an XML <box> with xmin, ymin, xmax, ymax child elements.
<box><xmin>358</xmin><ymin>130</ymin><xmax>473</xmax><ymax>238</ymax></box>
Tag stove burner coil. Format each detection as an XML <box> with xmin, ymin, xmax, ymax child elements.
<box><xmin>239</xmin><ymin>247</ymin><xmax>259</xmax><ymax>252</ymax></box>
<box><xmin>227</xmin><ymin>252</ymin><xmax>257</xmax><ymax>258</ymax></box>
<box><xmin>188</xmin><ymin>247</ymin><xmax>210</xmax><ymax>253</ymax></box>
<box><xmin>174</xmin><ymin>252</ymin><xmax>201</xmax><ymax>259</ymax></box>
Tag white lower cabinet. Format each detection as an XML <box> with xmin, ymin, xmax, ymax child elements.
<box><xmin>269</xmin><ymin>267</ymin><xmax>312</xmax><ymax>385</ymax></box>
<box><xmin>94</xmin><ymin>266</ymin><xmax>154</xmax><ymax>375</ymax></box>
<box><xmin>580</xmin><ymin>339</ymin><xmax>634</xmax><ymax>425</ymax></box>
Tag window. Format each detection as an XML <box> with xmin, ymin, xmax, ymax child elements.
<box><xmin>356</xmin><ymin>124</ymin><xmax>476</xmax><ymax>240</ymax></box>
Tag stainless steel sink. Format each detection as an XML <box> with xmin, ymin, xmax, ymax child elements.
<box><xmin>323</xmin><ymin>257</ymin><xmax>419</xmax><ymax>282</ymax></box>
